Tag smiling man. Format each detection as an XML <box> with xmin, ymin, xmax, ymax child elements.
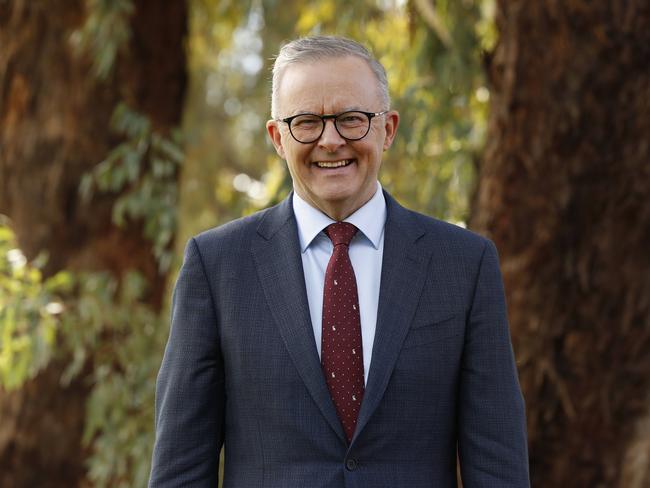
<box><xmin>149</xmin><ymin>36</ymin><xmax>530</xmax><ymax>488</ymax></box>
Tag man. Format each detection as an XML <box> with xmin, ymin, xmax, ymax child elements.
<box><xmin>149</xmin><ymin>36</ymin><xmax>530</xmax><ymax>487</ymax></box>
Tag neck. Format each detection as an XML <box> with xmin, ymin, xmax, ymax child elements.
<box><xmin>296</xmin><ymin>188</ymin><xmax>376</xmax><ymax>221</ymax></box>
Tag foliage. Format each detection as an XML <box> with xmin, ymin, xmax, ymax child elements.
<box><xmin>0</xmin><ymin>218</ymin><xmax>164</xmax><ymax>487</ymax></box>
<box><xmin>80</xmin><ymin>103</ymin><xmax>184</xmax><ymax>273</ymax></box>
<box><xmin>72</xmin><ymin>271</ymin><xmax>164</xmax><ymax>488</ymax></box>
<box><xmin>2</xmin><ymin>100</ymin><xmax>180</xmax><ymax>488</ymax></box>
<box><xmin>0</xmin><ymin>220</ymin><xmax>71</xmax><ymax>389</ymax></box>
<box><xmin>63</xmin><ymin>269</ymin><xmax>171</xmax><ymax>488</ymax></box>
<box><xmin>70</xmin><ymin>0</ymin><xmax>135</xmax><ymax>79</ymax></box>
<box><xmin>74</xmin><ymin>103</ymin><xmax>182</xmax><ymax>485</ymax></box>
<box><xmin>0</xmin><ymin>217</ymin><xmax>163</xmax><ymax>486</ymax></box>
<box><xmin>69</xmin><ymin>3</ymin><xmax>184</xmax><ymax>482</ymax></box>
<box><xmin>3</xmin><ymin>1</ymin><xmax>179</xmax><ymax>486</ymax></box>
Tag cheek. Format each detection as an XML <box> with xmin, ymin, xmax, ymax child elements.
<box><xmin>282</xmin><ymin>144</ymin><xmax>299</xmax><ymax>164</ymax></box>
<box><xmin>290</xmin><ymin>150</ymin><xmax>309</xmax><ymax>169</ymax></box>
<box><xmin>286</xmin><ymin>152</ymin><xmax>310</xmax><ymax>179</ymax></box>
<box><xmin>361</xmin><ymin>144</ymin><xmax>383</xmax><ymax>170</ymax></box>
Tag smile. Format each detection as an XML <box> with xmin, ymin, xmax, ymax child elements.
<box><xmin>314</xmin><ymin>159</ymin><xmax>354</xmax><ymax>168</ymax></box>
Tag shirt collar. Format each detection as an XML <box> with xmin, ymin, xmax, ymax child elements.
<box><xmin>293</xmin><ymin>181</ymin><xmax>386</xmax><ymax>252</ymax></box>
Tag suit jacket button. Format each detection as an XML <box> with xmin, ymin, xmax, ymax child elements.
<box><xmin>345</xmin><ymin>458</ymin><xmax>358</xmax><ymax>471</ymax></box>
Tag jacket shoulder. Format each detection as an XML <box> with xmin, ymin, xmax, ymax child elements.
<box><xmin>194</xmin><ymin>208</ymin><xmax>265</xmax><ymax>244</ymax></box>
<box><xmin>385</xmin><ymin>190</ymin><xmax>490</xmax><ymax>256</ymax></box>
<box><xmin>397</xmin><ymin>203</ymin><xmax>492</xmax><ymax>259</ymax></box>
<box><xmin>424</xmin><ymin>213</ymin><xmax>488</xmax><ymax>247</ymax></box>
<box><xmin>188</xmin><ymin>199</ymin><xmax>288</xmax><ymax>261</ymax></box>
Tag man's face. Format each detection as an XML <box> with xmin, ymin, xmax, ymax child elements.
<box><xmin>267</xmin><ymin>56</ymin><xmax>399</xmax><ymax>220</ymax></box>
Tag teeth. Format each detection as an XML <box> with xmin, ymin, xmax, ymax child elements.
<box><xmin>315</xmin><ymin>160</ymin><xmax>351</xmax><ymax>168</ymax></box>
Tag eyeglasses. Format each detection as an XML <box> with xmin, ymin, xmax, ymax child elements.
<box><xmin>277</xmin><ymin>110</ymin><xmax>388</xmax><ymax>144</ymax></box>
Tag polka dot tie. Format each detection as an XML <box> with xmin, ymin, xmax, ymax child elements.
<box><xmin>322</xmin><ymin>222</ymin><xmax>364</xmax><ymax>442</ymax></box>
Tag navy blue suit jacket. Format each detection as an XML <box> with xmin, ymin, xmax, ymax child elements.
<box><xmin>149</xmin><ymin>191</ymin><xmax>530</xmax><ymax>487</ymax></box>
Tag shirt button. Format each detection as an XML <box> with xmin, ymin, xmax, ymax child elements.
<box><xmin>345</xmin><ymin>458</ymin><xmax>358</xmax><ymax>471</ymax></box>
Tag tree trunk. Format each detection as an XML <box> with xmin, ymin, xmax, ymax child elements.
<box><xmin>470</xmin><ymin>1</ymin><xmax>650</xmax><ymax>486</ymax></box>
<box><xmin>0</xmin><ymin>1</ymin><xmax>186</xmax><ymax>486</ymax></box>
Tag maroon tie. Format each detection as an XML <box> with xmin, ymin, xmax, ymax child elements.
<box><xmin>321</xmin><ymin>222</ymin><xmax>364</xmax><ymax>442</ymax></box>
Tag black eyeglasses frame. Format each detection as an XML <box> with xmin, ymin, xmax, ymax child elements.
<box><xmin>277</xmin><ymin>110</ymin><xmax>389</xmax><ymax>144</ymax></box>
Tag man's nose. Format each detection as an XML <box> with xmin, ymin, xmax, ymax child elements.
<box><xmin>317</xmin><ymin>119</ymin><xmax>346</xmax><ymax>152</ymax></box>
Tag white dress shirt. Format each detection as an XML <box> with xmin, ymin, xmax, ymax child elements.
<box><xmin>292</xmin><ymin>182</ymin><xmax>386</xmax><ymax>385</ymax></box>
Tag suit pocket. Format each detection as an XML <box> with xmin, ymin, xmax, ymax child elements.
<box><xmin>401</xmin><ymin>313</ymin><xmax>463</xmax><ymax>350</ymax></box>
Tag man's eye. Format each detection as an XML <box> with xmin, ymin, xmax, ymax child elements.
<box><xmin>293</xmin><ymin>118</ymin><xmax>320</xmax><ymax>128</ymax></box>
<box><xmin>338</xmin><ymin>114</ymin><xmax>364</xmax><ymax>125</ymax></box>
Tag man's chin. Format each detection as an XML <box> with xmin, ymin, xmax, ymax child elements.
<box><xmin>313</xmin><ymin>193</ymin><xmax>370</xmax><ymax>220</ymax></box>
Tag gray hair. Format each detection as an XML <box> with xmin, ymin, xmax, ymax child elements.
<box><xmin>270</xmin><ymin>36</ymin><xmax>390</xmax><ymax>118</ymax></box>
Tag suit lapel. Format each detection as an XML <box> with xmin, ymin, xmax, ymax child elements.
<box><xmin>352</xmin><ymin>192</ymin><xmax>432</xmax><ymax>444</ymax></box>
<box><xmin>251</xmin><ymin>194</ymin><xmax>346</xmax><ymax>443</ymax></box>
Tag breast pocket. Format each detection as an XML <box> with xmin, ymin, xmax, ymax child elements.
<box><xmin>401</xmin><ymin>313</ymin><xmax>463</xmax><ymax>350</ymax></box>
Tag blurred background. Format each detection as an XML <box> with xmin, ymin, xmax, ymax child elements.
<box><xmin>1</xmin><ymin>0</ymin><xmax>648</xmax><ymax>486</ymax></box>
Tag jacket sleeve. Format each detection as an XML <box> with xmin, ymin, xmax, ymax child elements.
<box><xmin>149</xmin><ymin>237</ymin><xmax>224</xmax><ymax>487</ymax></box>
<box><xmin>458</xmin><ymin>239</ymin><xmax>530</xmax><ymax>487</ymax></box>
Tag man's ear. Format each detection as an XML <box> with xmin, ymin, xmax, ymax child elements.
<box><xmin>382</xmin><ymin>110</ymin><xmax>400</xmax><ymax>151</ymax></box>
<box><xmin>266</xmin><ymin>120</ymin><xmax>286</xmax><ymax>159</ymax></box>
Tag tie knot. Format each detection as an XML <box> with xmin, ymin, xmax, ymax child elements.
<box><xmin>325</xmin><ymin>222</ymin><xmax>357</xmax><ymax>247</ymax></box>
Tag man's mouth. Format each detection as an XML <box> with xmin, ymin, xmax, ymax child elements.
<box><xmin>314</xmin><ymin>159</ymin><xmax>354</xmax><ymax>169</ymax></box>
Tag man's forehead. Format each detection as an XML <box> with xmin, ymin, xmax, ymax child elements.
<box><xmin>276</xmin><ymin>56</ymin><xmax>381</xmax><ymax>114</ymax></box>
<box><xmin>280</xmin><ymin>55</ymin><xmax>373</xmax><ymax>79</ymax></box>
